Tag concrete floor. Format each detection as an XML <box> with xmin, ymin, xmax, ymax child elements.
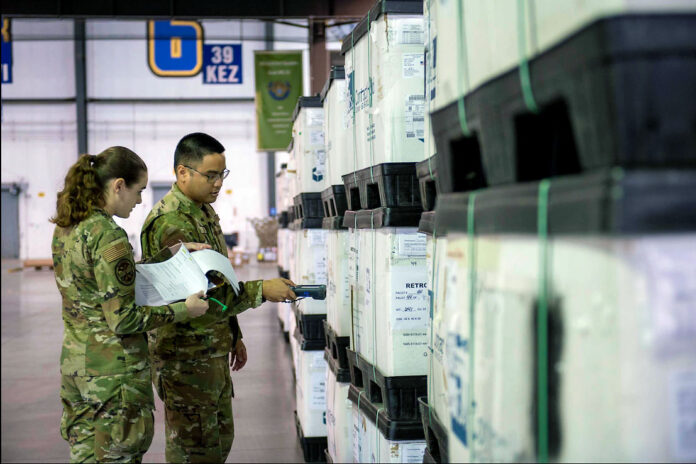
<box><xmin>1</xmin><ymin>259</ymin><xmax>305</xmax><ymax>463</ymax></box>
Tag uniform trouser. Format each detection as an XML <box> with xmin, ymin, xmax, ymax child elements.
<box><xmin>60</xmin><ymin>369</ymin><xmax>155</xmax><ymax>463</ymax></box>
<box><xmin>153</xmin><ymin>355</ymin><xmax>234</xmax><ymax>463</ymax></box>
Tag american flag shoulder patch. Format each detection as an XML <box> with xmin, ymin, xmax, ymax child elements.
<box><xmin>102</xmin><ymin>241</ymin><xmax>129</xmax><ymax>263</ymax></box>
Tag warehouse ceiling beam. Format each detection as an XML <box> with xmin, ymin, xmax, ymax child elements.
<box><xmin>0</xmin><ymin>0</ymin><xmax>375</xmax><ymax>20</ymax></box>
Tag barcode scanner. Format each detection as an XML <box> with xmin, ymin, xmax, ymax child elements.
<box><xmin>290</xmin><ymin>285</ymin><xmax>326</xmax><ymax>300</ymax></box>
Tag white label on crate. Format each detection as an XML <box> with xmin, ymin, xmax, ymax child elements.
<box><xmin>366</xmin><ymin>120</ymin><xmax>376</xmax><ymax>143</ymax></box>
<box><xmin>402</xmin><ymin>442</ymin><xmax>427</xmax><ymax>463</ymax></box>
<box><xmin>398</xmin><ymin>22</ymin><xmax>425</xmax><ymax>45</ymax></box>
<box><xmin>405</xmin><ymin>95</ymin><xmax>425</xmax><ymax>140</ymax></box>
<box><xmin>397</xmin><ymin>233</ymin><xmax>427</xmax><ymax>258</ymax></box>
<box><xmin>353</xmin><ymin>407</ymin><xmax>362</xmax><ymax>464</ymax></box>
<box><xmin>391</xmin><ymin>265</ymin><xmax>429</xmax><ymax>331</ymax></box>
<box><xmin>306</xmin><ymin>108</ymin><xmax>324</xmax><ymax>127</ymax></box>
<box><xmin>446</xmin><ymin>324</ymin><xmax>470</xmax><ymax>448</ymax></box>
<box><xmin>402</xmin><ymin>53</ymin><xmax>424</xmax><ymax>79</ymax></box>
<box><xmin>311</xmin><ymin>369</ymin><xmax>327</xmax><ymax>410</ymax></box>
<box><xmin>669</xmin><ymin>370</ymin><xmax>696</xmax><ymax>461</ymax></box>
<box><xmin>636</xmin><ymin>238</ymin><xmax>696</xmax><ymax>355</ymax></box>
<box><xmin>310</xmin><ymin>129</ymin><xmax>325</xmax><ymax>146</ymax></box>
<box><xmin>308</xmin><ymin>230</ymin><xmax>327</xmax><ymax>246</ymax></box>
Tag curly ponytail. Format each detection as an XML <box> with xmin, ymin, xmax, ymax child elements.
<box><xmin>50</xmin><ymin>146</ymin><xmax>147</xmax><ymax>228</ymax></box>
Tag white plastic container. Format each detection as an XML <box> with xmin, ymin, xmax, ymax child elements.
<box><xmin>443</xmin><ymin>232</ymin><xmax>696</xmax><ymax>462</ymax></box>
<box><xmin>275</xmin><ymin>165</ymin><xmax>293</xmax><ymax>213</ymax></box>
<box><xmin>290</xmin><ymin>104</ymin><xmax>328</xmax><ymax>194</ymax></box>
<box><xmin>434</xmin><ymin>0</ymin><xmax>696</xmax><ymax>110</ymax></box>
<box><xmin>326</xmin><ymin>368</ymin><xmax>353</xmax><ymax>463</ymax></box>
<box><xmin>295</xmin><ymin>229</ymin><xmax>328</xmax><ymax>315</ymax></box>
<box><xmin>295</xmin><ymin>347</ymin><xmax>328</xmax><ymax>438</ymax></box>
<box><xmin>426</xmin><ymin>235</ymin><xmax>451</xmax><ymax>429</ymax></box>
<box><xmin>322</xmin><ymin>72</ymin><xmax>354</xmax><ymax>185</ymax></box>
<box><xmin>424</xmin><ymin>0</ymin><xmax>439</xmax><ymax>160</ymax></box>
<box><xmin>286</xmin><ymin>229</ymin><xmax>298</xmax><ymax>282</ymax></box>
<box><xmin>352</xmin><ymin>399</ymin><xmax>427</xmax><ymax>463</ymax></box>
<box><xmin>327</xmin><ymin>230</ymin><xmax>352</xmax><ymax>338</ymax></box>
<box><xmin>358</xmin><ymin>227</ymin><xmax>430</xmax><ymax>377</ymax></box>
<box><xmin>344</xmin><ymin>14</ymin><xmax>426</xmax><ymax>171</ymax></box>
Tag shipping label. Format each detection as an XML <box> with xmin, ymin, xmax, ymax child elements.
<box><xmin>405</xmin><ymin>95</ymin><xmax>425</xmax><ymax>140</ymax></box>
<box><xmin>390</xmin><ymin>264</ymin><xmax>429</xmax><ymax>331</ymax></box>
<box><xmin>397</xmin><ymin>233</ymin><xmax>427</xmax><ymax>258</ymax></box>
<box><xmin>398</xmin><ymin>22</ymin><xmax>425</xmax><ymax>45</ymax></box>
<box><xmin>306</xmin><ymin>108</ymin><xmax>324</xmax><ymax>127</ymax></box>
<box><xmin>310</xmin><ymin>129</ymin><xmax>325</xmax><ymax>146</ymax></box>
<box><xmin>447</xmin><ymin>330</ymin><xmax>470</xmax><ymax>448</ymax></box>
<box><xmin>403</xmin><ymin>53</ymin><xmax>424</xmax><ymax>79</ymax></box>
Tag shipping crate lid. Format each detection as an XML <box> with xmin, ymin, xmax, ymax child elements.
<box><xmin>291</xmin><ymin>95</ymin><xmax>323</xmax><ymax>124</ymax></box>
<box><xmin>347</xmin><ymin>385</ymin><xmax>424</xmax><ymax>441</ymax></box>
<box><xmin>320</xmin><ymin>66</ymin><xmax>346</xmax><ymax>103</ymax></box>
<box><xmin>436</xmin><ymin>169</ymin><xmax>696</xmax><ymax>236</ymax></box>
<box><xmin>341</xmin><ymin>0</ymin><xmax>423</xmax><ymax>55</ymax></box>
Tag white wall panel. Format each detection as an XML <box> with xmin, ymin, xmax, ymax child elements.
<box><xmin>88</xmin><ymin>101</ymin><xmax>266</xmax><ymax>258</ymax></box>
<box><xmin>0</xmin><ymin>104</ymin><xmax>78</xmax><ymax>259</ymax></box>
<box><xmin>86</xmin><ymin>20</ymin><xmax>266</xmax><ymax>99</ymax></box>
<box><xmin>1</xmin><ymin>20</ymin><xmax>75</xmax><ymax>98</ymax></box>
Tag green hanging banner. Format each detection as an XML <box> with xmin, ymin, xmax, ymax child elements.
<box><xmin>254</xmin><ymin>50</ymin><xmax>303</xmax><ymax>151</ymax></box>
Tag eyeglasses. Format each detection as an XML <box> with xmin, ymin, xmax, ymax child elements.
<box><xmin>183</xmin><ymin>165</ymin><xmax>230</xmax><ymax>184</ymax></box>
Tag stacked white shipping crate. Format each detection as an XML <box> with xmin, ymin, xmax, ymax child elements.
<box><xmin>286</xmin><ymin>97</ymin><xmax>331</xmax><ymax>462</ymax></box>
<box><xmin>339</xmin><ymin>1</ymin><xmax>429</xmax><ymax>462</ymax></box>
<box><xmin>426</xmin><ymin>1</ymin><xmax>696</xmax><ymax>463</ymax></box>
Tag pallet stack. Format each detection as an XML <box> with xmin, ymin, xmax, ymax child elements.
<box><xmin>425</xmin><ymin>1</ymin><xmax>696</xmax><ymax>463</ymax></box>
<box><xmin>339</xmin><ymin>0</ymin><xmax>429</xmax><ymax>462</ymax></box>
<box><xmin>286</xmin><ymin>96</ymin><xmax>330</xmax><ymax>462</ymax></box>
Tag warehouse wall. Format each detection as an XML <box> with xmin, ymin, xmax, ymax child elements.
<box><xmin>1</xmin><ymin>18</ymin><xmax>316</xmax><ymax>260</ymax></box>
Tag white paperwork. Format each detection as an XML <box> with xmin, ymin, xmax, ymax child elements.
<box><xmin>135</xmin><ymin>246</ymin><xmax>240</xmax><ymax>306</ymax></box>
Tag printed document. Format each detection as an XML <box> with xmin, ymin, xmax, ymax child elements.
<box><xmin>135</xmin><ymin>246</ymin><xmax>240</xmax><ymax>306</ymax></box>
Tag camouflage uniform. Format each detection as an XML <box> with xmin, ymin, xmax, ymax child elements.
<box><xmin>140</xmin><ymin>183</ymin><xmax>263</xmax><ymax>463</ymax></box>
<box><xmin>52</xmin><ymin>208</ymin><xmax>190</xmax><ymax>463</ymax></box>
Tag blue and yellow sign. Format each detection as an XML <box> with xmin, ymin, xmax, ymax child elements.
<box><xmin>202</xmin><ymin>44</ymin><xmax>242</xmax><ymax>84</ymax></box>
<box><xmin>147</xmin><ymin>20</ymin><xmax>203</xmax><ymax>77</ymax></box>
<box><xmin>1</xmin><ymin>18</ymin><xmax>12</xmax><ymax>84</ymax></box>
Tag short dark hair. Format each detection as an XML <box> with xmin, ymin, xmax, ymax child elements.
<box><xmin>174</xmin><ymin>132</ymin><xmax>225</xmax><ymax>171</ymax></box>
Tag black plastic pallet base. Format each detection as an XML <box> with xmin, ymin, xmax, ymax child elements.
<box><xmin>292</xmin><ymin>305</ymin><xmax>327</xmax><ymax>345</ymax></box>
<box><xmin>342</xmin><ymin>163</ymin><xmax>422</xmax><ymax>211</ymax></box>
<box><xmin>417</xmin><ymin>397</ymin><xmax>449</xmax><ymax>464</ymax></box>
<box><xmin>293</xmin><ymin>326</ymin><xmax>326</xmax><ymax>351</ymax></box>
<box><xmin>322</xmin><ymin>184</ymin><xmax>349</xmax><ymax>218</ymax></box>
<box><xmin>293</xmin><ymin>192</ymin><xmax>325</xmax><ymax>222</ymax></box>
<box><xmin>347</xmin><ymin>384</ymin><xmax>425</xmax><ymax>441</ymax></box>
<box><xmin>325</xmin><ymin>348</ymin><xmax>351</xmax><ymax>383</ymax></box>
<box><xmin>291</xmin><ymin>218</ymin><xmax>324</xmax><ymax>230</ymax></box>
<box><xmin>416</xmin><ymin>155</ymin><xmax>439</xmax><ymax>212</ymax></box>
<box><xmin>435</xmin><ymin>168</ymin><xmax>696</xmax><ymax>236</ymax></box>
<box><xmin>322</xmin><ymin>216</ymin><xmax>347</xmax><ymax>230</ymax></box>
<box><xmin>432</xmin><ymin>14</ymin><xmax>696</xmax><ymax>195</ymax></box>
<box><xmin>323</xmin><ymin>320</ymin><xmax>350</xmax><ymax>371</ymax></box>
<box><xmin>278</xmin><ymin>266</ymin><xmax>290</xmax><ymax>279</ymax></box>
<box><xmin>422</xmin><ymin>446</ymin><xmax>437</xmax><ymax>464</ymax></box>
<box><xmin>294</xmin><ymin>411</ymin><xmax>328</xmax><ymax>463</ymax></box>
<box><xmin>278</xmin><ymin>210</ymin><xmax>290</xmax><ymax>229</ymax></box>
<box><xmin>352</xmin><ymin>207</ymin><xmax>423</xmax><ymax>228</ymax></box>
<box><xmin>346</xmin><ymin>348</ymin><xmax>427</xmax><ymax>422</ymax></box>
<box><xmin>418</xmin><ymin>211</ymin><xmax>436</xmax><ymax>236</ymax></box>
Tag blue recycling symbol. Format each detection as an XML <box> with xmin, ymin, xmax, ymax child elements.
<box><xmin>312</xmin><ymin>167</ymin><xmax>323</xmax><ymax>182</ymax></box>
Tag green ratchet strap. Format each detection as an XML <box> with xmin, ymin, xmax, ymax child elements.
<box><xmin>456</xmin><ymin>0</ymin><xmax>471</xmax><ymax>137</ymax></box>
<box><xmin>467</xmin><ymin>192</ymin><xmax>477</xmax><ymax>459</ymax></box>
<box><xmin>376</xmin><ymin>406</ymin><xmax>385</xmax><ymax>458</ymax></box>
<box><xmin>517</xmin><ymin>0</ymin><xmax>540</xmax><ymax>114</ymax></box>
<box><xmin>537</xmin><ymin>179</ymin><xmax>551</xmax><ymax>463</ymax></box>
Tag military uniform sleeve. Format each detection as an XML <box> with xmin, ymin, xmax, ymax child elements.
<box><xmin>93</xmin><ymin>228</ymin><xmax>189</xmax><ymax>335</ymax></box>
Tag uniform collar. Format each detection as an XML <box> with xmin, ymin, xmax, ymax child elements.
<box><xmin>171</xmin><ymin>182</ymin><xmax>217</xmax><ymax>221</ymax></box>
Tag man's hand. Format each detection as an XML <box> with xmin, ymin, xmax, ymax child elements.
<box><xmin>262</xmin><ymin>278</ymin><xmax>296</xmax><ymax>302</ymax></box>
<box><xmin>230</xmin><ymin>339</ymin><xmax>247</xmax><ymax>371</ymax></box>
